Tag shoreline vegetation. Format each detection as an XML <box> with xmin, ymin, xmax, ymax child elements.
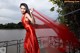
<box><xmin>0</xmin><ymin>22</ymin><xmax>24</xmax><ymax>29</ymax></box>
<box><xmin>0</xmin><ymin>22</ymin><xmax>49</xmax><ymax>29</ymax></box>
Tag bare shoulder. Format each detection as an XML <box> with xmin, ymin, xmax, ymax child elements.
<box><xmin>24</xmin><ymin>13</ymin><xmax>30</xmax><ymax>21</ymax></box>
<box><xmin>25</xmin><ymin>13</ymin><xmax>30</xmax><ymax>17</ymax></box>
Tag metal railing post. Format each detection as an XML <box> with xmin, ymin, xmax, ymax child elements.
<box><xmin>18</xmin><ymin>40</ymin><xmax>21</xmax><ymax>53</ymax></box>
<box><xmin>5</xmin><ymin>41</ymin><xmax>8</xmax><ymax>53</ymax></box>
<box><xmin>17</xmin><ymin>40</ymin><xmax>19</xmax><ymax>53</ymax></box>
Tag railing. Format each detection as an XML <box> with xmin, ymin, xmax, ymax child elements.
<box><xmin>0</xmin><ymin>39</ymin><xmax>23</xmax><ymax>53</ymax></box>
<box><xmin>0</xmin><ymin>36</ymin><xmax>80</xmax><ymax>53</ymax></box>
<box><xmin>38</xmin><ymin>36</ymin><xmax>80</xmax><ymax>53</ymax></box>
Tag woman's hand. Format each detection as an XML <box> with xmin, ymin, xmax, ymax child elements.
<box><xmin>30</xmin><ymin>8</ymin><xmax>34</xmax><ymax>13</ymax></box>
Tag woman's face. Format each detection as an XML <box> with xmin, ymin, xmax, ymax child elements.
<box><xmin>20</xmin><ymin>5</ymin><xmax>26</xmax><ymax>14</ymax></box>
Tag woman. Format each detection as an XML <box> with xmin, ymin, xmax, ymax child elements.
<box><xmin>20</xmin><ymin>3</ymin><xmax>40</xmax><ymax>53</ymax></box>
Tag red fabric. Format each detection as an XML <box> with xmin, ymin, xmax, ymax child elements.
<box><xmin>33</xmin><ymin>9</ymin><xmax>80</xmax><ymax>48</ymax></box>
<box><xmin>21</xmin><ymin>15</ymin><xmax>40</xmax><ymax>53</ymax></box>
<box><xmin>32</xmin><ymin>9</ymin><xmax>80</xmax><ymax>52</ymax></box>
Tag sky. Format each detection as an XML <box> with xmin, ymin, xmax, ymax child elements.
<box><xmin>0</xmin><ymin>0</ymin><xmax>59</xmax><ymax>24</ymax></box>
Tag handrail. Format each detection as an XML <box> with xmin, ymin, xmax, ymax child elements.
<box><xmin>0</xmin><ymin>36</ymin><xmax>79</xmax><ymax>53</ymax></box>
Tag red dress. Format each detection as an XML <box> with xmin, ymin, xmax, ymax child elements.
<box><xmin>21</xmin><ymin>15</ymin><xmax>40</xmax><ymax>53</ymax></box>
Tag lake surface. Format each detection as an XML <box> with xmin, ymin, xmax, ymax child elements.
<box><xmin>0</xmin><ymin>29</ymin><xmax>77</xmax><ymax>53</ymax></box>
<box><xmin>0</xmin><ymin>29</ymin><xmax>57</xmax><ymax>53</ymax></box>
<box><xmin>0</xmin><ymin>29</ymin><xmax>57</xmax><ymax>41</ymax></box>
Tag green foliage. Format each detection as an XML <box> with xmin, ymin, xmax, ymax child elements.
<box><xmin>49</xmin><ymin>0</ymin><xmax>65</xmax><ymax>23</ymax></box>
<box><xmin>50</xmin><ymin>7</ymin><xmax>54</xmax><ymax>11</ymax></box>
<box><xmin>49</xmin><ymin>0</ymin><xmax>80</xmax><ymax>38</ymax></box>
<box><xmin>0</xmin><ymin>22</ymin><xmax>24</xmax><ymax>29</ymax></box>
<box><xmin>64</xmin><ymin>2</ymin><xmax>80</xmax><ymax>38</ymax></box>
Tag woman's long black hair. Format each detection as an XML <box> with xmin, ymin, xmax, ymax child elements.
<box><xmin>20</xmin><ymin>3</ymin><xmax>31</xmax><ymax>16</ymax></box>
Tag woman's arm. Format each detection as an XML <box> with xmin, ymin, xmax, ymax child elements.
<box><xmin>30</xmin><ymin>12</ymin><xmax>35</xmax><ymax>24</ymax></box>
<box><xmin>25</xmin><ymin>13</ymin><xmax>35</xmax><ymax>25</ymax></box>
<box><xmin>29</xmin><ymin>8</ymin><xmax>35</xmax><ymax>24</ymax></box>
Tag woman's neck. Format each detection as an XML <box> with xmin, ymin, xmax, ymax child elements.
<box><xmin>22</xmin><ymin>13</ymin><xmax>26</xmax><ymax>17</ymax></box>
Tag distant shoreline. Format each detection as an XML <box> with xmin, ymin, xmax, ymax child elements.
<box><xmin>0</xmin><ymin>22</ymin><xmax>24</xmax><ymax>29</ymax></box>
<box><xmin>0</xmin><ymin>28</ymin><xmax>24</xmax><ymax>29</ymax></box>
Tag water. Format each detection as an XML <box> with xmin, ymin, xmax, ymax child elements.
<box><xmin>0</xmin><ymin>29</ymin><xmax>25</xmax><ymax>41</ymax></box>
<box><xmin>0</xmin><ymin>29</ymin><xmax>56</xmax><ymax>41</ymax></box>
<box><xmin>0</xmin><ymin>29</ymin><xmax>78</xmax><ymax>53</ymax></box>
<box><xmin>0</xmin><ymin>29</ymin><xmax>57</xmax><ymax>53</ymax></box>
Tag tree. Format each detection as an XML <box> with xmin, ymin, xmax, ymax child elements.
<box><xmin>49</xmin><ymin>0</ymin><xmax>80</xmax><ymax>39</ymax></box>
<box><xmin>49</xmin><ymin>0</ymin><xmax>65</xmax><ymax>24</ymax></box>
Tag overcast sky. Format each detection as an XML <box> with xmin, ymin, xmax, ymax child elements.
<box><xmin>0</xmin><ymin>0</ymin><xmax>58</xmax><ymax>24</ymax></box>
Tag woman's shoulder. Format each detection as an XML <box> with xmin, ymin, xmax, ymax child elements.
<box><xmin>25</xmin><ymin>13</ymin><xmax>31</xmax><ymax>17</ymax></box>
